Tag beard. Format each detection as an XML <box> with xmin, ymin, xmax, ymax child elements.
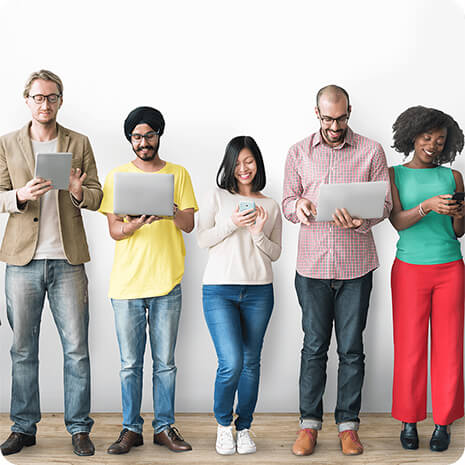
<box><xmin>133</xmin><ymin>139</ymin><xmax>160</xmax><ymax>162</ymax></box>
<box><xmin>321</xmin><ymin>127</ymin><xmax>346</xmax><ymax>145</ymax></box>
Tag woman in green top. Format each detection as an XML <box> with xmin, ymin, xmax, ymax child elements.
<box><xmin>389</xmin><ymin>106</ymin><xmax>464</xmax><ymax>453</ymax></box>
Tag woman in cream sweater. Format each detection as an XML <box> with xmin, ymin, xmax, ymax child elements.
<box><xmin>197</xmin><ymin>136</ymin><xmax>282</xmax><ymax>455</ymax></box>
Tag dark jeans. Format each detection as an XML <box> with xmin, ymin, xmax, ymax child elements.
<box><xmin>295</xmin><ymin>271</ymin><xmax>373</xmax><ymax>426</ymax></box>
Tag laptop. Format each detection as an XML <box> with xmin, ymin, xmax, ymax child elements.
<box><xmin>315</xmin><ymin>181</ymin><xmax>388</xmax><ymax>222</ymax></box>
<box><xmin>35</xmin><ymin>152</ymin><xmax>72</xmax><ymax>190</ymax></box>
<box><xmin>113</xmin><ymin>172</ymin><xmax>174</xmax><ymax>217</ymax></box>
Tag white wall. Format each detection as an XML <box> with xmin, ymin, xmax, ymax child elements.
<box><xmin>0</xmin><ymin>0</ymin><xmax>464</xmax><ymax>417</ymax></box>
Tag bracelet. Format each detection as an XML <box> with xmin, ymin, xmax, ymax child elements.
<box><xmin>419</xmin><ymin>203</ymin><xmax>426</xmax><ymax>217</ymax></box>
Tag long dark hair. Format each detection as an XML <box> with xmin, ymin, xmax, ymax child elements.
<box><xmin>216</xmin><ymin>136</ymin><xmax>266</xmax><ymax>193</ymax></box>
<box><xmin>392</xmin><ymin>106</ymin><xmax>464</xmax><ymax>165</ymax></box>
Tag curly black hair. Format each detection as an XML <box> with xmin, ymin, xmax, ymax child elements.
<box><xmin>392</xmin><ymin>106</ymin><xmax>464</xmax><ymax>165</ymax></box>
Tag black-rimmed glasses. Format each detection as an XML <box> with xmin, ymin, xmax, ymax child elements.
<box><xmin>28</xmin><ymin>94</ymin><xmax>62</xmax><ymax>104</ymax></box>
<box><xmin>130</xmin><ymin>131</ymin><xmax>159</xmax><ymax>142</ymax></box>
<box><xmin>317</xmin><ymin>108</ymin><xmax>349</xmax><ymax>125</ymax></box>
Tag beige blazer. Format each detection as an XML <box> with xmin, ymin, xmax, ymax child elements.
<box><xmin>0</xmin><ymin>122</ymin><xmax>103</xmax><ymax>265</ymax></box>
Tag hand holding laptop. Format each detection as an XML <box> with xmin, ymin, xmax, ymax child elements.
<box><xmin>332</xmin><ymin>208</ymin><xmax>363</xmax><ymax>229</ymax></box>
<box><xmin>124</xmin><ymin>214</ymin><xmax>161</xmax><ymax>232</ymax></box>
<box><xmin>296</xmin><ymin>199</ymin><xmax>363</xmax><ymax>229</ymax></box>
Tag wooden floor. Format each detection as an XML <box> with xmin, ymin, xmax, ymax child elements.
<box><xmin>0</xmin><ymin>413</ymin><xmax>463</xmax><ymax>465</ymax></box>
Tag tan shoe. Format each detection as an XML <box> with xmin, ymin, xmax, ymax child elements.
<box><xmin>292</xmin><ymin>428</ymin><xmax>318</xmax><ymax>456</ymax></box>
<box><xmin>338</xmin><ymin>430</ymin><xmax>363</xmax><ymax>455</ymax></box>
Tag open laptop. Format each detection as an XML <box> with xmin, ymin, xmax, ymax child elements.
<box><xmin>113</xmin><ymin>172</ymin><xmax>174</xmax><ymax>217</ymax></box>
<box><xmin>315</xmin><ymin>181</ymin><xmax>388</xmax><ymax>222</ymax></box>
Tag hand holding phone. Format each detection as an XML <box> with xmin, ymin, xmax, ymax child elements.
<box><xmin>232</xmin><ymin>201</ymin><xmax>258</xmax><ymax>227</ymax></box>
<box><xmin>248</xmin><ymin>205</ymin><xmax>269</xmax><ymax>235</ymax></box>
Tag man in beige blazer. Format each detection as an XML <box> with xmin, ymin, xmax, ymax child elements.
<box><xmin>0</xmin><ymin>70</ymin><xmax>102</xmax><ymax>457</ymax></box>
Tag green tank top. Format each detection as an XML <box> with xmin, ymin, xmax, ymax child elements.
<box><xmin>393</xmin><ymin>165</ymin><xmax>462</xmax><ymax>265</ymax></box>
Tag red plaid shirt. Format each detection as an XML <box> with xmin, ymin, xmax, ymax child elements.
<box><xmin>282</xmin><ymin>128</ymin><xmax>392</xmax><ymax>279</ymax></box>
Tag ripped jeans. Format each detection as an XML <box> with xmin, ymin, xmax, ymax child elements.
<box><xmin>5</xmin><ymin>260</ymin><xmax>93</xmax><ymax>436</ymax></box>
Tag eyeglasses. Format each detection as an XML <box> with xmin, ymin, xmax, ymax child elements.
<box><xmin>28</xmin><ymin>94</ymin><xmax>62</xmax><ymax>104</ymax></box>
<box><xmin>318</xmin><ymin>110</ymin><xmax>349</xmax><ymax>125</ymax></box>
<box><xmin>130</xmin><ymin>131</ymin><xmax>159</xmax><ymax>142</ymax></box>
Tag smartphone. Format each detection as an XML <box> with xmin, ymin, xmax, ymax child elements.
<box><xmin>239</xmin><ymin>200</ymin><xmax>256</xmax><ymax>212</ymax></box>
<box><xmin>452</xmin><ymin>192</ymin><xmax>465</xmax><ymax>202</ymax></box>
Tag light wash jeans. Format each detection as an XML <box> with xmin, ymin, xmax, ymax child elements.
<box><xmin>202</xmin><ymin>284</ymin><xmax>273</xmax><ymax>430</ymax></box>
<box><xmin>111</xmin><ymin>284</ymin><xmax>182</xmax><ymax>434</ymax></box>
<box><xmin>5</xmin><ymin>260</ymin><xmax>93</xmax><ymax>436</ymax></box>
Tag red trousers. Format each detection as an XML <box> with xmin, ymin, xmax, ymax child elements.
<box><xmin>391</xmin><ymin>258</ymin><xmax>464</xmax><ymax>425</ymax></box>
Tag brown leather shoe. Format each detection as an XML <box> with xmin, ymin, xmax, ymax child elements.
<box><xmin>292</xmin><ymin>428</ymin><xmax>318</xmax><ymax>456</ymax></box>
<box><xmin>107</xmin><ymin>429</ymin><xmax>143</xmax><ymax>454</ymax></box>
<box><xmin>0</xmin><ymin>432</ymin><xmax>36</xmax><ymax>455</ymax></box>
<box><xmin>153</xmin><ymin>426</ymin><xmax>192</xmax><ymax>452</ymax></box>
<box><xmin>339</xmin><ymin>430</ymin><xmax>363</xmax><ymax>455</ymax></box>
<box><xmin>72</xmin><ymin>432</ymin><xmax>95</xmax><ymax>456</ymax></box>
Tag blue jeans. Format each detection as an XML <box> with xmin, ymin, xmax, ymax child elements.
<box><xmin>5</xmin><ymin>260</ymin><xmax>93</xmax><ymax>436</ymax></box>
<box><xmin>203</xmin><ymin>284</ymin><xmax>273</xmax><ymax>430</ymax></box>
<box><xmin>295</xmin><ymin>271</ymin><xmax>373</xmax><ymax>428</ymax></box>
<box><xmin>111</xmin><ymin>284</ymin><xmax>182</xmax><ymax>434</ymax></box>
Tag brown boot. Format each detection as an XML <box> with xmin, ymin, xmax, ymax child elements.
<box><xmin>107</xmin><ymin>429</ymin><xmax>143</xmax><ymax>454</ymax></box>
<box><xmin>292</xmin><ymin>428</ymin><xmax>318</xmax><ymax>456</ymax></box>
<box><xmin>339</xmin><ymin>430</ymin><xmax>363</xmax><ymax>455</ymax></box>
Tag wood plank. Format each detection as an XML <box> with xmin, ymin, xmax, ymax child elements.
<box><xmin>0</xmin><ymin>413</ymin><xmax>463</xmax><ymax>464</ymax></box>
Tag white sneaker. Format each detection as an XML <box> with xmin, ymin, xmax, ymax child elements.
<box><xmin>216</xmin><ymin>424</ymin><xmax>236</xmax><ymax>455</ymax></box>
<box><xmin>237</xmin><ymin>429</ymin><xmax>256</xmax><ymax>454</ymax></box>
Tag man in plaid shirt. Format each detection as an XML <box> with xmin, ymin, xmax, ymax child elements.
<box><xmin>283</xmin><ymin>85</ymin><xmax>392</xmax><ymax>457</ymax></box>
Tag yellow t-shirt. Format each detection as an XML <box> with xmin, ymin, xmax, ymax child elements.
<box><xmin>99</xmin><ymin>161</ymin><xmax>198</xmax><ymax>299</ymax></box>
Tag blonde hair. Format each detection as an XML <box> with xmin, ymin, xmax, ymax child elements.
<box><xmin>23</xmin><ymin>69</ymin><xmax>63</xmax><ymax>98</ymax></box>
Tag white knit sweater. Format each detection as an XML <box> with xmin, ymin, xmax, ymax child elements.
<box><xmin>197</xmin><ymin>188</ymin><xmax>282</xmax><ymax>285</ymax></box>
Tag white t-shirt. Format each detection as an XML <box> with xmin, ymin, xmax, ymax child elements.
<box><xmin>32</xmin><ymin>138</ymin><xmax>66</xmax><ymax>260</ymax></box>
<box><xmin>197</xmin><ymin>187</ymin><xmax>282</xmax><ymax>284</ymax></box>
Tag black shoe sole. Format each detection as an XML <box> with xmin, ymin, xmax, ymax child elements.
<box><xmin>73</xmin><ymin>449</ymin><xmax>95</xmax><ymax>456</ymax></box>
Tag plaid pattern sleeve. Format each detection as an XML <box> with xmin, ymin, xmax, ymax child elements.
<box><xmin>282</xmin><ymin>142</ymin><xmax>305</xmax><ymax>224</ymax></box>
<box><xmin>354</xmin><ymin>143</ymin><xmax>392</xmax><ymax>234</ymax></box>
<box><xmin>282</xmin><ymin>128</ymin><xmax>391</xmax><ymax>280</ymax></box>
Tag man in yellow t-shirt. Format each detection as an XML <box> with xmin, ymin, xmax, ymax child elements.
<box><xmin>99</xmin><ymin>107</ymin><xmax>198</xmax><ymax>455</ymax></box>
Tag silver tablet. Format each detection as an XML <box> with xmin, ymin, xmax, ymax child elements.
<box><xmin>315</xmin><ymin>181</ymin><xmax>388</xmax><ymax>222</ymax></box>
<box><xmin>113</xmin><ymin>172</ymin><xmax>174</xmax><ymax>217</ymax></box>
<box><xmin>34</xmin><ymin>152</ymin><xmax>72</xmax><ymax>190</ymax></box>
